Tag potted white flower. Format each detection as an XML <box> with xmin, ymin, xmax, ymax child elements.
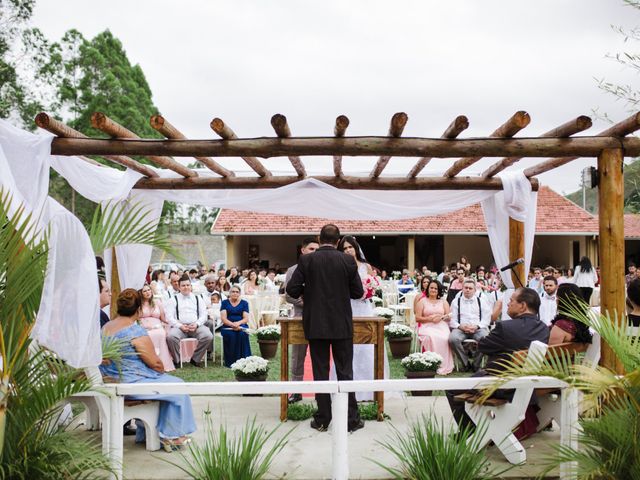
<box><xmin>384</xmin><ymin>323</ymin><xmax>413</xmax><ymax>358</ymax></box>
<box><xmin>401</xmin><ymin>351</ymin><xmax>443</xmax><ymax>396</ymax></box>
<box><xmin>371</xmin><ymin>296</ymin><xmax>384</xmax><ymax>307</ymax></box>
<box><xmin>374</xmin><ymin>306</ymin><xmax>394</xmax><ymax>320</ymax></box>
<box><xmin>255</xmin><ymin>325</ymin><xmax>281</xmax><ymax>359</ymax></box>
<box><xmin>230</xmin><ymin>355</ymin><xmax>270</xmax><ymax>381</ymax></box>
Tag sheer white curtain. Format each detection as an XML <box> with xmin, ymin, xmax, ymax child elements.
<box><xmin>0</xmin><ymin>120</ymin><xmax>539</xmax><ymax>367</ymax></box>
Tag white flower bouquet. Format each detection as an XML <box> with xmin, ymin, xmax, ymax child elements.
<box><xmin>230</xmin><ymin>355</ymin><xmax>269</xmax><ymax>379</ymax></box>
<box><xmin>371</xmin><ymin>295</ymin><xmax>384</xmax><ymax>307</ymax></box>
<box><xmin>401</xmin><ymin>352</ymin><xmax>443</xmax><ymax>372</ymax></box>
<box><xmin>374</xmin><ymin>306</ymin><xmax>394</xmax><ymax>320</ymax></box>
<box><xmin>255</xmin><ymin>324</ymin><xmax>281</xmax><ymax>341</ymax></box>
<box><xmin>383</xmin><ymin>322</ymin><xmax>413</xmax><ymax>339</ymax></box>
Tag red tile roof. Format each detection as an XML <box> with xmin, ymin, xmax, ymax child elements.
<box><xmin>211</xmin><ymin>186</ymin><xmax>604</xmax><ymax>235</ymax></box>
<box><xmin>625</xmin><ymin>214</ymin><xmax>640</xmax><ymax>239</ymax></box>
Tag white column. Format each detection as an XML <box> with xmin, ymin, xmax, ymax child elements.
<box><xmin>331</xmin><ymin>392</ymin><xmax>349</xmax><ymax>480</ymax></box>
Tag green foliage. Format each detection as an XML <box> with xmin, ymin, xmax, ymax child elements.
<box><xmin>374</xmin><ymin>414</ymin><xmax>505</xmax><ymax>480</ymax></box>
<box><xmin>286</xmin><ymin>402</ymin><xmax>317</xmax><ymax>421</ymax></box>
<box><xmin>358</xmin><ymin>401</ymin><xmax>390</xmax><ymax>421</ymax></box>
<box><xmin>164</xmin><ymin>413</ymin><xmax>293</xmax><ymax>480</ymax></box>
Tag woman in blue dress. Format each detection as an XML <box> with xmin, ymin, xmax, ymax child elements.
<box><xmin>220</xmin><ymin>285</ymin><xmax>252</xmax><ymax>367</ymax></box>
<box><xmin>100</xmin><ymin>288</ymin><xmax>196</xmax><ymax>451</ymax></box>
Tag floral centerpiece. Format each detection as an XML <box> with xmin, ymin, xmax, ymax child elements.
<box><xmin>374</xmin><ymin>306</ymin><xmax>394</xmax><ymax>320</ymax></box>
<box><xmin>255</xmin><ymin>325</ymin><xmax>280</xmax><ymax>358</ymax></box>
<box><xmin>401</xmin><ymin>351</ymin><xmax>443</xmax><ymax>395</ymax></box>
<box><xmin>401</xmin><ymin>351</ymin><xmax>443</xmax><ymax>372</ymax></box>
<box><xmin>383</xmin><ymin>323</ymin><xmax>413</xmax><ymax>339</ymax></box>
<box><xmin>384</xmin><ymin>323</ymin><xmax>413</xmax><ymax>358</ymax></box>
<box><xmin>371</xmin><ymin>295</ymin><xmax>384</xmax><ymax>307</ymax></box>
<box><xmin>231</xmin><ymin>355</ymin><xmax>269</xmax><ymax>380</ymax></box>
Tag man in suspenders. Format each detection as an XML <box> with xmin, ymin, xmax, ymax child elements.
<box><xmin>449</xmin><ymin>278</ymin><xmax>490</xmax><ymax>371</ymax></box>
<box><xmin>166</xmin><ymin>274</ymin><xmax>213</xmax><ymax>368</ymax></box>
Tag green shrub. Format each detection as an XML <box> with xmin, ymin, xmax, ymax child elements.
<box><xmin>358</xmin><ymin>402</ymin><xmax>390</xmax><ymax>421</ymax></box>
<box><xmin>287</xmin><ymin>402</ymin><xmax>317</xmax><ymax>421</ymax></box>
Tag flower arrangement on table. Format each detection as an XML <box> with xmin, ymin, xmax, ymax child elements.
<box><xmin>371</xmin><ymin>295</ymin><xmax>384</xmax><ymax>307</ymax></box>
<box><xmin>383</xmin><ymin>322</ymin><xmax>413</xmax><ymax>339</ymax></box>
<box><xmin>255</xmin><ymin>324</ymin><xmax>281</xmax><ymax>341</ymax></box>
<box><xmin>374</xmin><ymin>306</ymin><xmax>395</xmax><ymax>320</ymax></box>
<box><xmin>401</xmin><ymin>352</ymin><xmax>443</xmax><ymax>372</ymax></box>
<box><xmin>230</xmin><ymin>355</ymin><xmax>269</xmax><ymax>379</ymax></box>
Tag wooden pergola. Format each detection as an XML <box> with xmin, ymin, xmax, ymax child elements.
<box><xmin>36</xmin><ymin>110</ymin><xmax>640</xmax><ymax>373</ymax></box>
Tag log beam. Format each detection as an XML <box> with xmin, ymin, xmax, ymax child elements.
<box><xmin>49</xmin><ymin>135</ymin><xmax>640</xmax><ymax>159</ymax></box>
<box><xmin>598</xmin><ymin>148</ymin><xmax>625</xmax><ymax>374</ymax></box>
<box><xmin>34</xmin><ymin>112</ymin><xmax>158</xmax><ymax>177</ymax></box>
<box><xmin>333</xmin><ymin>115</ymin><xmax>349</xmax><ymax>177</ymax></box>
<box><xmin>133</xmin><ymin>174</ymin><xmax>539</xmax><ymax>191</ymax></box>
<box><xmin>270</xmin><ymin>114</ymin><xmax>306</xmax><ymax>177</ymax></box>
<box><xmin>482</xmin><ymin>115</ymin><xmax>592</xmax><ymax>178</ymax></box>
<box><xmin>509</xmin><ymin>218</ymin><xmax>526</xmax><ymax>288</ymax></box>
<box><xmin>370</xmin><ymin>112</ymin><xmax>408</xmax><ymax>178</ymax></box>
<box><xmin>210</xmin><ymin>118</ymin><xmax>271</xmax><ymax>177</ymax></box>
<box><xmin>524</xmin><ymin>111</ymin><xmax>640</xmax><ymax>177</ymax></box>
<box><xmin>150</xmin><ymin>115</ymin><xmax>234</xmax><ymax>177</ymax></box>
<box><xmin>444</xmin><ymin>111</ymin><xmax>531</xmax><ymax>177</ymax></box>
<box><xmin>408</xmin><ymin>115</ymin><xmax>469</xmax><ymax>178</ymax></box>
<box><xmin>91</xmin><ymin>112</ymin><xmax>196</xmax><ymax>178</ymax></box>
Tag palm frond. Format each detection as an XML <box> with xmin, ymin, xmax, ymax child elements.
<box><xmin>89</xmin><ymin>200</ymin><xmax>179</xmax><ymax>259</ymax></box>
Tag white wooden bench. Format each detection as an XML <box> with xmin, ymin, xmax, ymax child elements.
<box><xmin>454</xmin><ymin>340</ymin><xmax>548</xmax><ymax>465</ymax></box>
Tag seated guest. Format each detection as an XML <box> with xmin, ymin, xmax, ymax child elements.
<box><xmin>150</xmin><ymin>269</ymin><xmax>168</xmax><ymax>297</ymax></box>
<box><xmin>446</xmin><ymin>287</ymin><xmax>550</xmax><ymax>433</ymax></box>
<box><xmin>414</xmin><ymin>278</ymin><xmax>454</xmax><ymax>375</ymax></box>
<box><xmin>627</xmin><ymin>278</ymin><xmax>640</xmax><ymax>327</ymax></box>
<box><xmin>449</xmin><ymin>279</ymin><xmax>491</xmax><ymax>371</ymax></box>
<box><xmin>396</xmin><ymin>271</ymin><xmax>415</xmax><ymax>295</ymax></box>
<box><xmin>98</xmin><ymin>276</ymin><xmax>111</xmax><ymax>328</ymax></box>
<box><xmin>220</xmin><ymin>285</ymin><xmax>252</xmax><ymax>367</ymax></box>
<box><xmin>549</xmin><ymin>283</ymin><xmax>592</xmax><ymax>345</ymax></box>
<box><xmin>207</xmin><ymin>292</ymin><xmax>222</xmax><ymax>330</ymax></box>
<box><xmin>538</xmin><ymin>275</ymin><xmax>558</xmax><ymax>327</ymax></box>
<box><xmin>139</xmin><ymin>284</ymin><xmax>174</xmax><ymax>372</ymax></box>
<box><xmin>100</xmin><ymin>289</ymin><xmax>196</xmax><ymax>449</ymax></box>
<box><xmin>241</xmin><ymin>270</ymin><xmax>260</xmax><ymax>295</ymax></box>
<box><xmin>215</xmin><ymin>275</ymin><xmax>231</xmax><ymax>296</ymax></box>
<box><xmin>446</xmin><ymin>268</ymin><xmax>466</xmax><ymax>304</ymax></box>
<box><xmin>166</xmin><ymin>275</ymin><xmax>213</xmax><ymax>368</ymax></box>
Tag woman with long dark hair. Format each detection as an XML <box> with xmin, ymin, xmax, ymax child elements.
<box><xmin>549</xmin><ymin>283</ymin><xmax>592</xmax><ymax>344</ymax></box>
<box><xmin>571</xmin><ymin>256</ymin><xmax>598</xmax><ymax>303</ymax></box>
<box><xmin>414</xmin><ymin>278</ymin><xmax>453</xmax><ymax>374</ymax></box>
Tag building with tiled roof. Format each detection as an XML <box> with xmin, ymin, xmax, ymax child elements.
<box><xmin>211</xmin><ymin>187</ymin><xmax>639</xmax><ymax>272</ymax></box>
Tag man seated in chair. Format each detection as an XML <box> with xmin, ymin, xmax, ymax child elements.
<box><xmin>166</xmin><ymin>274</ymin><xmax>213</xmax><ymax>368</ymax></box>
<box><xmin>448</xmin><ymin>279</ymin><xmax>491</xmax><ymax>371</ymax></box>
<box><xmin>446</xmin><ymin>287</ymin><xmax>550</xmax><ymax>430</ymax></box>
<box><xmin>396</xmin><ymin>271</ymin><xmax>415</xmax><ymax>295</ymax></box>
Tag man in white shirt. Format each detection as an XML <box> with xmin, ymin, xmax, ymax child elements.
<box><xmin>538</xmin><ymin>275</ymin><xmax>558</xmax><ymax>326</ymax></box>
<box><xmin>449</xmin><ymin>279</ymin><xmax>491</xmax><ymax>371</ymax></box>
<box><xmin>164</xmin><ymin>271</ymin><xmax>181</xmax><ymax>301</ymax></box>
<box><xmin>166</xmin><ymin>274</ymin><xmax>213</xmax><ymax>368</ymax></box>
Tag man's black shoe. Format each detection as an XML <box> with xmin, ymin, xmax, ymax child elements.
<box><xmin>123</xmin><ymin>423</ymin><xmax>137</xmax><ymax>436</ymax></box>
<box><xmin>288</xmin><ymin>393</ymin><xmax>302</xmax><ymax>404</ymax></box>
<box><xmin>348</xmin><ymin>419</ymin><xmax>365</xmax><ymax>433</ymax></box>
<box><xmin>310</xmin><ymin>419</ymin><xmax>328</xmax><ymax>432</ymax></box>
<box><xmin>190</xmin><ymin>359</ymin><xmax>205</xmax><ymax>368</ymax></box>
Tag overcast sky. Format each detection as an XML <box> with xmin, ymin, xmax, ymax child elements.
<box><xmin>32</xmin><ymin>0</ymin><xmax>638</xmax><ymax>195</ymax></box>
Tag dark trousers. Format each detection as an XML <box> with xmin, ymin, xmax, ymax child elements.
<box><xmin>579</xmin><ymin>287</ymin><xmax>593</xmax><ymax>303</ymax></box>
<box><xmin>308</xmin><ymin>338</ymin><xmax>360</xmax><ymax>428</ymax></box>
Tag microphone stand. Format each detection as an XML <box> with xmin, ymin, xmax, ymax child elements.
<box><xmin>506</xmin><ymin>266</ymin><xmax>525</xmax><ymax>289</ymax></box>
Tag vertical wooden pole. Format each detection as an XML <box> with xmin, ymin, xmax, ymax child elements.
<box><xmin>407</xmin><ymin>236</ymin><xmax>415</xmax><ymax>273</ymax></box>
<box><xmin>598</xmin><ymin>148</ymin><xmax>625</xmax><ymax>374</ymax></box>
<box><xmin>110</xmin><ymin>247</ymin><xmax>121</xmax><ymax>320</ymax></box>
<box><xmin>508</xmin><ymin>218</ymin><xmax>526</xmax><ymax>288</ymax></box>
<box><xmin>225</xmin><ymin>235</ymin><xmax>236</xmax><ymax>269</ymax></box>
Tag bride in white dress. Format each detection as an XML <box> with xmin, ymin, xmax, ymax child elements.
<box><xmin>332</xmin><ymin>235</ymin><xmax>390</xmax><ymax>401</ymax></box>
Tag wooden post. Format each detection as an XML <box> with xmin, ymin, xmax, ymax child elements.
<box><xmin>508</xmin><ymin>218</ymin><xmax>526</xmax><ymax>288</ymax></box>
<box><xmin>225</xmin><ymin>236</ymin><xmax>235</xmax><ymax>269</ymax></box>
<box><xmin>407</xmin><ymin>236</ymin><xmax>416</xmax><ymax>273</ymax></box>
<box><xmin>598</xmin><ymin>148</ymin><xmax>625</xmax><ymax>374</ymax></box>
<box><xmin>110</xmin><ymin>247</ymin><xmax>121</xmax><ymax>320</ymax></box>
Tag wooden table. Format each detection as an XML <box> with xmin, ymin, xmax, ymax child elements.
<box><xmin>278</xmin><ymin>316</ymin><xmax>386</xmax><ymax>421</ymax></box>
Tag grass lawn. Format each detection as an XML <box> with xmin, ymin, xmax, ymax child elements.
<box><xmin>172</xmin><ymin>336</ymin><xmax>472</xmax><ymax>391</ymax></box>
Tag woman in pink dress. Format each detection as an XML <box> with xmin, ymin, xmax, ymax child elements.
<box><xmin>414</xmin><ymin>278</ymin><xmax>454</xmax><ymax>375</ymax></box>
<box><xmin>139</xmin><ymin>284</ymin><xmax>175</xmax><ymax>372</ymax></box>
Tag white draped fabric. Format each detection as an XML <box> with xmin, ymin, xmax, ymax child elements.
<box><xmin>0</xmin><ymin>120</ymin><xmax>539</xmax><ymax>367</ymax></box>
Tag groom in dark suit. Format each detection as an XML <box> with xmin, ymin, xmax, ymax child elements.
<box><xmin>286</xmin><ymin>224</ymin><xmax>365</xmax><ymax>432</ymax></box>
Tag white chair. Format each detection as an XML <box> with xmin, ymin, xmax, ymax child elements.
<box><xmin>258</xmin><ymin>294</ymin><xmax>281</xmax><ymax>326</ymax></box>
<box><xmin>179</xmin><ymin>338</ymin><xmax>208</xmax><ymax>368</ymax></box>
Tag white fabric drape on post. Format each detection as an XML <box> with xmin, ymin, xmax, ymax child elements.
<box><xmin>0</xmin><ymin>120</ymin><xmax>539</xmax><ymax>367</ymax></box>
